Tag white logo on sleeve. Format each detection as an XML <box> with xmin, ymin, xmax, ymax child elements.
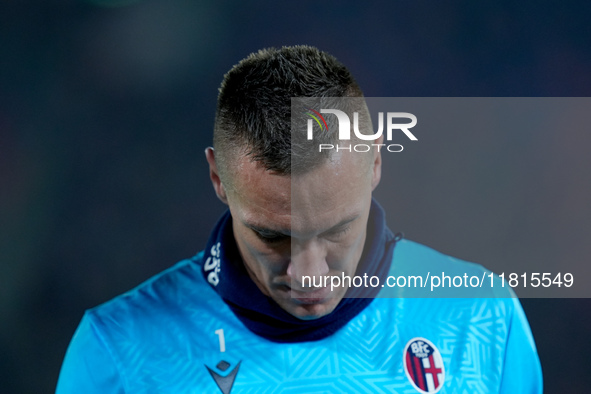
<box><xmin>204</xmin><ymin>242</ymin><xmax>221</xmax><ymax>286</ymax></box>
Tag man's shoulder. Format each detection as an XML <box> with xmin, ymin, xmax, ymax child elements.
<box><xmin>85</xmin><ymin>251</ymin><xmax>228</xmax><ymax>336</ymax></box>
<box><xmin>387</xmin><ymin>238</ymin><xmax>514</xmax><ymax>299</ymax></box>
<box><xmin>393</xmin><ymin>238</ymin><xmax>486</xmax><ymax>273</ymax></box>
<box><xmin>373</xmin><ymin>238</ymin><xmax>529</xmax><ymax>351</ymax></box>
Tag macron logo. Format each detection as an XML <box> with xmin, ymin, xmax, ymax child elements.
<box><xmin>205</xmin><ymin>360</ymin><xmax>241</xmax><ymax>394</ymax></box>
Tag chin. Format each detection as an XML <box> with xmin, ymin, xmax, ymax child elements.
<box><xmin>286</xmin><ymin>299</ymin><xmax>340</xmax><ymax>320</ymax></box>
<box><xmin>268</xmin><ymin>284</ymin><xmax>346</xmax><ymax>320</ymax></box>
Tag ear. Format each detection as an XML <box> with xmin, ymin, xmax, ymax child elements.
<box><xmin>205</xmin><ymin>147</ymin><xmax>228</xmax><ymax>205</ymax></box>
<box><xmin>371</xmin><ymin>134</ymin><xmax>383</xmax><ymax>191</ymax></box>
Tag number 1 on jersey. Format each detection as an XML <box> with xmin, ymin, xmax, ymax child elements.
<box><xmin>215</xmin><ymin>329</ymin><xmax>225</xmax><ymax>352</ymax></box>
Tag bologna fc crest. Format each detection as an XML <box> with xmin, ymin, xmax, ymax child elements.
<box><xmin>403</xmin><ymin>337</ymin><xmax>445</xmax><ymax>393</ymax></box>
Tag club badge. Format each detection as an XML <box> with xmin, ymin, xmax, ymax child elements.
<box><xmin>403</xmin><ymin>337</ymin><xmax>445</xmax><ymax>393</ymax></box>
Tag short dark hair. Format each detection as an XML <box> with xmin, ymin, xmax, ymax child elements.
<box><xmin>213</xmin><ymin>45</ymin><xmax>363</xmax><ymax>179</ymax></box>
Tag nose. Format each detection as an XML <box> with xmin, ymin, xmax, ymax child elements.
<box><xmin>287</xmin><ymin>239</ymin><xmax>329</xmax><ymax>289</ymax></box>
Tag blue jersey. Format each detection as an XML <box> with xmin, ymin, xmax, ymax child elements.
<box><xmin>56</xmin><ymin>239</ymin><xmax>542</xmax><ymax>393</ymax></box>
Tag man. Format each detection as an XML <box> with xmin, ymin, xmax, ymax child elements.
<box><xmin>57</xmin><ymin>46</ymin><xmax>542</xmax><ymax>393</ymax></box>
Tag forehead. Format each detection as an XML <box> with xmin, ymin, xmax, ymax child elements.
<box><xmin>227</xmin><ymin>152</ymin><xmax>371</xmax><ymax>236</ymax></box>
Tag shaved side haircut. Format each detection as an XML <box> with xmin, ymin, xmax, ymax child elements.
<box><xmin>213</xmin><ymin>45</ymin><xmax>366</xmax><ymax>183</ymax></box>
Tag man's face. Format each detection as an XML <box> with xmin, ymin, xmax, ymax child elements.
<box><xmin>208</xmin><ymin>148</ymin><xmax>381</xmax><ymax>320</ymax></box>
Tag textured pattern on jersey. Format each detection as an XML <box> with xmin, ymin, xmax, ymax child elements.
<box><xmin>57</xmin><ymin>240</ymin><xmax>542</xmax><ymax>393</ymax></box>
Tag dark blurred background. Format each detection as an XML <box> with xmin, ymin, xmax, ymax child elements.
<box><xmin>1</xmin><ymin>0</ymin><xmax>590</xmax><ymax>392</ymax></box>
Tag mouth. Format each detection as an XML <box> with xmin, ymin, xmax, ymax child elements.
<box><xmin>288</xmin><ymin>286</ymin><xmax>333</xmax><ymax>304</ymax></box>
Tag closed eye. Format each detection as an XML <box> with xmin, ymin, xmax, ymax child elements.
<box><xmin>254</xmin><ymin>230</ymin><xmax>289</xmax><ymax>244</ymax></box>
<box><xmin>323</xmin><ymin>225</ymin><xmax>351</xmax><ymax>240</ymax></box>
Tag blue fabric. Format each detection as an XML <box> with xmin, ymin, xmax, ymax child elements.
<box><xmin>56</xmin><ymin>311</ymin><xmax>124</xmax><ymax>393</ymax></box>
<box><xmin>202</xmin><ymin>199</ymin><xmax>396</xmax><ymax>343</ymax></box>
<box><xmin>56</xmin><ymin>239</ymin><xmax>543</xmax><ymax>393</ymax></box>
<box><xmin>499</xmin><ymin>296</ymin><xmax>545</xmax><ymax>393</ymax></box>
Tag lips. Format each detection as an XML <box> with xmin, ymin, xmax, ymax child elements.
<box><xmin>289</xmin><ymin>286</ymin><xmax>333</xmax><ymax>304</ymax></box>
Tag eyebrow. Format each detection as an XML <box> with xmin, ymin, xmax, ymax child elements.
<box><xmin>243</xmin><ymin>214</ymin><xmax>360</xmax><ymax>238</ymax></box>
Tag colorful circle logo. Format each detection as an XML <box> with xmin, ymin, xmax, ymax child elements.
<box><xmin>403</xmin><ymin>337</ymin><xmax>445</xmax><ymax>393</ymax></box>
